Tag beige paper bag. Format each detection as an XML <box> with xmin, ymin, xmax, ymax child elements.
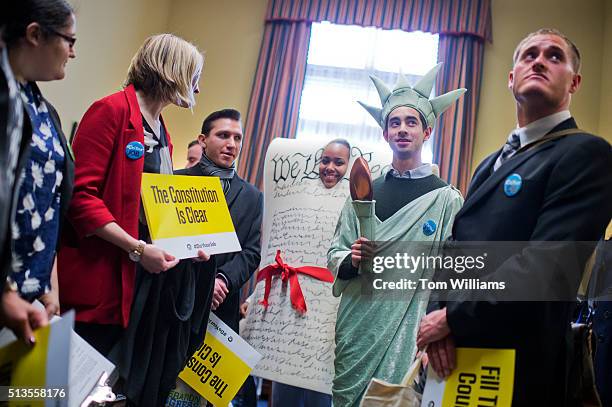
<box><xmin>359</xmin><ymin>350</ymin><xmax>424</xmax><ymax>407</ymax></box>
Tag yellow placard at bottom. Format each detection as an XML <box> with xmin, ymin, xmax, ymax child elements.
<box><xmin>443</xmin><ymin>348</ymin><xmax>515</xmax><ymax>406</ymax></box>
<box><xmin>178</xmin><ymin>334</ymin><xmax>251</xmax><ymax>407</ymax></box>
<box><xmin>0</xmin><ymin>325</ymin><xmax>50</xmax><ymax>407</ymax></box>
<box><xmin>422</xmin><ymin>348</ymin><xmax>515</xmax><ymax>407</ymax></box>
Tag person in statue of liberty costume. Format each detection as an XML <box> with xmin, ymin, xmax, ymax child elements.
<box><xmin>327</xmin><ymin>63</ymin><xmax>465</xmax><ymax>407</ymax></box>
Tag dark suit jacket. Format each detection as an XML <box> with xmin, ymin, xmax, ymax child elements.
<box><xmin>175</xmin><ymin>165</ymin><xmax>263</xmax><ymax>332</ymax></box>
<box><xmin>444</xmin><ymin>118</ymin><xmax>612</xmax><ymax>406</ymax></box>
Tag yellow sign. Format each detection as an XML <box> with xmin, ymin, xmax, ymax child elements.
<box><xmin>179</xmin><ymin>314</ymin><xmax>261</xmax><ymax>407</ymax></box>
<box><xmin>0</xmin><ymin>326</ymin><xmax>49</xmax><ymax>405</ymax></box>
<box><xmin>0</xmin><ymin>310</ymin><xmax>73</xmax><ymax>406</ymax></box>
<box><xmin>140</xmin><ymin>174</ymin><xmax>241</xmax><ymax>258</ymax></box>
<box><xmin>422</xmin><ymin>348</ymin><xmax>515</xmax><ymax>407</ymax></box>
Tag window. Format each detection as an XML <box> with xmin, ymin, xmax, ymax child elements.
<box><xmin>296</xmin><ymin>22</ymin><xmax>439</xmax><ymax>162</ymax></box>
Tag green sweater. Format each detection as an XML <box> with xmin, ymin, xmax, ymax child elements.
<box><xmin>372</xmin><ymin>174</ymin><xmax>447</xmax><ymax>221</ymax></box>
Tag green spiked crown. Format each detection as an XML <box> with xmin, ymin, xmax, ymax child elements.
<box><xmin>358</xmin><ymin>63</ymin><xmax>467</xmax><ymax>129</ymax></box>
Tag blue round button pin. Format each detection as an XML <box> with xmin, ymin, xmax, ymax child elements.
<box><xmin>423</xmin><ymin>220</ymin><xmax>437</xmax><ymax>236</ymax></box>
<box><xmin>125</xmin><ymin>141</ymin><xmax>144</xmax><ymax>160</ymax></box>
<box><xmin>504</xmin><ymin>173</ymin><xmax>522</xmax><ymax>196</ymax></box>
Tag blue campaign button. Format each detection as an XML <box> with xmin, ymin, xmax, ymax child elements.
<box><xmin>125</xmin><ymin>141</ymin><xmax>144</xmax><ymax>160</ymax></box>
<box><xmin>504</xmin><ymin>173</ymin><xmax>522</xmax><ymax>196</ymax></box>
<box><xmin>423</xmin><ymin>219</ymin><xmax>437</xmax><ymax>236</ymax></box>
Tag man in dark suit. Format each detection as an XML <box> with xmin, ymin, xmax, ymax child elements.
<box><xmin>417</xmin><ymin>29</ymin><xmax>612</xmax><ymax>406</ymax></box>
<box><xmin>175</xmin><ymin>109</ymin><xmax>263</xmax><ymax>333</ymax></box>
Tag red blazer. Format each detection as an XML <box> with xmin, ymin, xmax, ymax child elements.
<box><xmin>58</xmin><ymin>84</ymin><xmax>173</xmax><ymax>327</ymax></box>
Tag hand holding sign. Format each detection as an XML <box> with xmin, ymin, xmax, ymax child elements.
<box><xmin>140</xmin><ymin>240</ymin><xmax>209</xmax><ymax>275</ymax></box>
<box><xmin>140</xmin><ymin>244</ymin><xmax>179</xmax><ymax>274</ymax></box>
<box><xmin>0</xmin><ymin>291</ymin><xmax>48</xmax><ymax>346</ymax></box>
<box><xmin>193</xmin><ymin>249</ymin><xmax>211</xmax><ymax>262</ymax></box>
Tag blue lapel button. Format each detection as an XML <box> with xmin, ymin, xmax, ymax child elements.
<box><xmin>504</xmin><ymin>173</ymin><xmax>522</xmax><ymax>197</ymax></box>
<box><xmin>423</xmin><ymin>220</ymin><xmax>437</xmax><ymax>236</ymax></box>
<box><xmin>125</xmin><ymin>141</ymin><xmax>144</xmax><ymax>160</ymax></box>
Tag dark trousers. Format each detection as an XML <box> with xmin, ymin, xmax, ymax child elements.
<box><xmin>75</xmin><ymin>321</ymin><xmax>123</xmax><ymax>357</ymax></box>
<box><xmin>233</xmin><ymin>375</ymin><xmax>257</xmax><ymax>407</ymax></box>
<box><xmin>594</xmin><ymin>301</ymin><xmax>612</xmax><ymax>407</ymax></box>
<box><xmin>272</xmin><ymin>382</ymin><xmax>331</xmax><ymax>407</ymax></box>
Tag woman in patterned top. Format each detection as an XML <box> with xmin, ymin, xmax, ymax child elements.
<box><xmin>58</xmin><ymin>34</ymin><xmax>214</xmax><ymax>406</ymax></box>
<box><xmin>3</xmin><ymin>0</ymin><xmax>75</xmax><ymax>320</ymax></box>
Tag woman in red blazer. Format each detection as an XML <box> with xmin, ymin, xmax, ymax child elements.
<box><xmin>58</xmin><ymin>34</ymin><xmax>213</xmax><ymax>405</ymax></box>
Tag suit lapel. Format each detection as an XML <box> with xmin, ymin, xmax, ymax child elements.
<box><xmin>467</xmin><ymin>153</ymin><xmax>497</xmax><ymax>196</ymax></box>
<box><xmin>458</xmin><ymin>118</ymin><xmax>578</xmax><ymax>216</ymax></box>
<box><xmin>453</xmin><ymin>153</ymin><xmax>498</xmax><ymax>219</ymax></box>
<box><xmin>125</xmin><ymin>84</ymin><xmax>145</xmax><ymax>136</ymax></box>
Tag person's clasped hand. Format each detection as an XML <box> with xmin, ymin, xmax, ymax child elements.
<box><xmin>417</xmin><ymin>308</ymin><xmax>456</xmax><ymax>379</ymax></box>
<box><xmin>350</xmin><ymin>237</ymin><xmax>376</xmax><ymax>268</ymax></box>
<box><xmin>212</xmin><ymin>278</ymin><xmax>228</xmax><ymax>311</ymax></box>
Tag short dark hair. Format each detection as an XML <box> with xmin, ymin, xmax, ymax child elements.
<box><xmin>325</xmin><ymin>138</ymin><xmax>351</xmax><ymax>151</ymax></box>
<box><xmin>385</xmin><ymin>109</ymin><xmax>428</xmax><ymax>132</ymax></box>
<box><xmin>188</xmin><ymin>139</ymin><xmax>199</xmax><ymax>148</ymax></box>
<box><xmin>2</xmin><ymin>0</ymin><xmax>73</xmax><ymax>47</ymax></box>
<box><xmin>417</xmin><ymin>112</ymin><xmax>427</xmax><ymax>131</ymax></box>
<box><xmin>201</xmin><ymin>109</ymin><xmax>241</xmax><ymax>136</ymax></box>
<box><xmin>513</xmin><ymin>28</ymin><xmax>581</xmax><ymax>73</ymax></box>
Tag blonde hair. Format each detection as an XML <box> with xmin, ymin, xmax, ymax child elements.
<box><xmin>125</xmin><ymin>34</ymin><xmax>204</xmax><ymax>107</ymax></box>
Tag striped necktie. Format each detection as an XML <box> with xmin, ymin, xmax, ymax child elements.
<box><xmin>493</xmin><ymin>131</ymin><xmax>521</xmax><ymax>171</ymax></box>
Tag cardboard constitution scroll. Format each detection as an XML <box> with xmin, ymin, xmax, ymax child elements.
<box><xmin>241</xmin><ymin>138</ymin><xmax>392</xmax><ymax>394</ymax></box>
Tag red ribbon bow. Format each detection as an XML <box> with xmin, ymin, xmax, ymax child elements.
<box><xmin>256</xmin><ymin>250</ymin><xmax>334</xmax><ymax>314</ymax></box>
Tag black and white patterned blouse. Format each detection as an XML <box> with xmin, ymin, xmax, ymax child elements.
<box><xmin>10</xmin><ymin>83</ymin><xmax>65</xmax><ymax>300</ymax></box>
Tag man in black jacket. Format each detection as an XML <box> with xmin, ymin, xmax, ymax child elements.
<box><xmin>417</xmin><ymin>29</ymin><xmax>612</xmax><ymax>406</ymax></box>
<box><xmin>176</xmin><ymin>109</ymin><xmax>263</xmax><ymax>333</ymax></box>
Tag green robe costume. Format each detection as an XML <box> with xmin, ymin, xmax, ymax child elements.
<box><xmin>327</xmin><ymin>184</ymin><xmax>463</xmax><ymax>407</ymax></box>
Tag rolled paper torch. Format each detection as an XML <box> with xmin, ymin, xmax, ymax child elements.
<box><xmin>349</xmin><ymin>157</ymin><xmax>375</xmax><ymax>274</ymax></box>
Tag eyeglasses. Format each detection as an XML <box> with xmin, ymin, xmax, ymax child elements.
<box><xmin>47</xmin><ymin>27</ymin><xmax>76</xmax><ymax>48</ymax></box>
